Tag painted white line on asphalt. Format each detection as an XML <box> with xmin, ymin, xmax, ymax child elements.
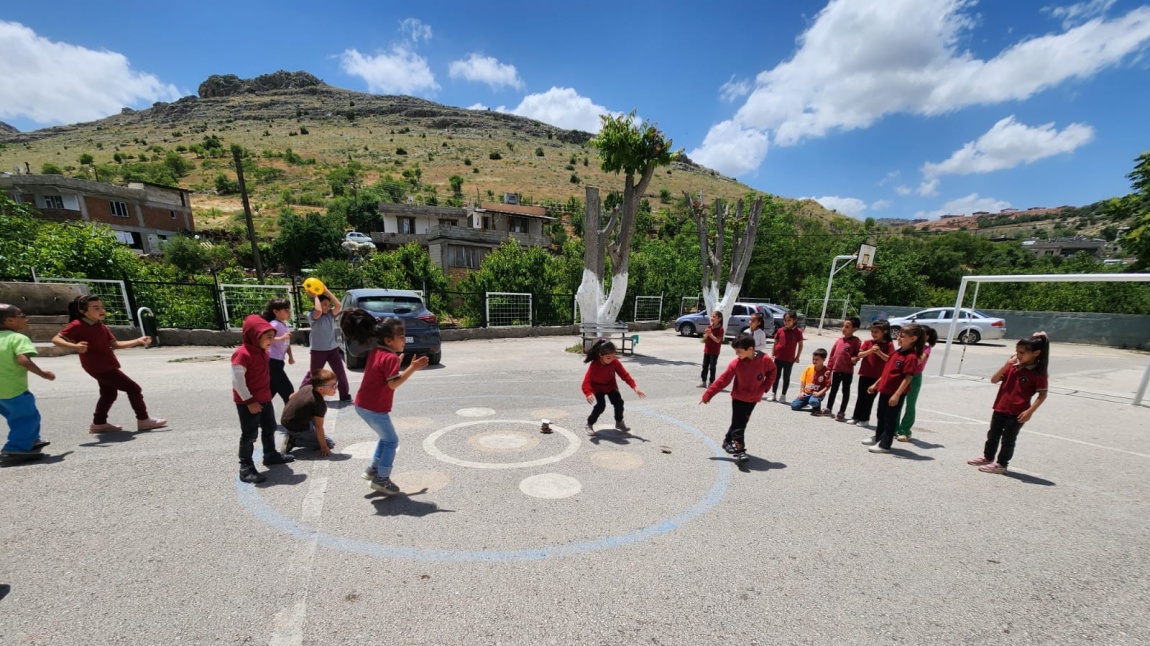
<box><xmin>920</xmin><ymin>407</ymin><xmax>1150</xmax><ymax>459</ymax></box>
<box><xmin>268</xmin><ymin>413</ymin><xmax>335</xmax><ymax>645</ymax></box>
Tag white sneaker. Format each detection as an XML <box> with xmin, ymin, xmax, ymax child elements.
<box><xmin>766</xmin><ymin>393</ymin><xmax>777</xmax><ymax>402</ymax></box>
<box><xmin>868</xmin><ymin>444</ymin><xmax>890</xmax><ymax>454</ymax></box>
<box><xmin>860</xmin><ymin>436</ymin><xmax>878</xmax><ymax>446</ymax></box>
<box><xmin>585</xmin><ymin>423</ymin><xmax>597</xmax><ymax>436</ymax></box>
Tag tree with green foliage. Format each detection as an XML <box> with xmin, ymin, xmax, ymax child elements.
<box><xmin>270</xmin><ymin>209</ymin><xmax>345</xmax><ymax>274</ymax></box>
<box><xmin>577</xmin><ymin>111</ymin><xmax>677</xmax><ymax>325</ymax></box>
<box><xmin>1116</xmin><ymin>151</ymin><xmax>1150</xmax><ymax>269</ymax></box>
<box><xmin>162</xmin><ymin>235</ymin><xmax>211</xmax><ymax>275</ymax></box>
<box><xmin>327</xmin><ymin>192</ymin><xmax>381</xmax><ymax>233</ymax></box>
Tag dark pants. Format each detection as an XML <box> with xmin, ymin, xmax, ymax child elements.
<box><xmin>852</xmin><ymin>376</ymin><xmax>879</xmax><ymax>423</ymax></box>
<box><xmin>285</xmin><ymin>422</ymin><xmax>335</xmax><ymax>450</ymax></box>
<box><xmin>701</xmin><ymin>353</ymin><xmax>719</xmax><ymax>385</ymax></box>
<box><xmin>983</xmin><ymin>412</ymin><xmax>1024</xmax><ymax>467</ymax></box>
<box><xmin>269</xmin><ymin>358</ymin><xmax>293</xmax><ymax>404</ymax></box>
<box><xmin>90</xmin><ymin>369</ymin><xmax>148</xmax><ymax>424</ymax></box>
<box><xmin>236</xmin><ymin>402</ymin><xmax>277</xmax><ymax>466</ymax></box>
<box><xmin>875</xmin><ymin>393</ymin><xmax>905</xmax><ymax>449</ymax></box>
<box><xmin>724</xmin><ymin>399</ymin><xmax>757</xmax><ymax>452</ymax></box>
<box><xmin>826</xmin><ymin>372</ymin><xmax>854</xmax><ymax>414</ymax></box>
<box><xmin>300</xmin><ymin>348</ymin><xmax>350</xmax><ymax>399</ymax></box>
<box><xmin>588</xmin><ymin>390</ymin><xmax>625</xmax><ymax>425</ymax></box>
<box><xmin>772</xmin><ymin>360</ymin><xmax>794</xmax><ymax>398</ymax></box>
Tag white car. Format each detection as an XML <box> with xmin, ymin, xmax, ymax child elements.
<box><xmin>888</xmin><ymin>307</ymin><xmax>1006</xmax><ymax>344</ymax></box>
<box><xmin>344</xmin><ymin>231</ymin><xmax>375</xmax><ymax>248</ymax></box>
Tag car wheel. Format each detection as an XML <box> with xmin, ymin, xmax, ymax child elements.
<box><xmin>959</xmin><ymin>329</ymin><xmax>981</xmax><ymax>345</ymax></box>
<box><xmin>678</xmin><ymin>322</ymin><xmax>697</xmax><ymax>336</ymax></box>
<box><xmin>428</xmin><ymin>352</ymin><xmax>442</xmax><ymax>365</ymax></box>
<box><xmin>344</xmin><ymin>344</ymin><xmax>363</xmax><ymax>370</ymax></box>
<box><xmin>889</xmin><ymin>326</ymin><xmax>901</xmax><ymax>337</ymax></box>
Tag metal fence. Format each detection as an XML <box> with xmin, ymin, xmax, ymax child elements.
<box><xmin>130</xmin><ymin>280</ymin><xmax>222</xmax><ymax>329</ymax></box>
<box><xmin>38</xmin><ymin>277</ymin><xmax>133</xmax><ymax>325</ymax></box>
<box><xmin>221</xmin><ymin>283</ymin><xmax>295</xmax><ymax>331</ymax></box>
<box><xmin>486</xmin><ymin>292</ymin><xmax>532</xmax><ymax>327</ymax></box>
<box><xmin>633</xmin><ymin>295</ymin><xmax>664</xmax><ymax>322</ymax></box>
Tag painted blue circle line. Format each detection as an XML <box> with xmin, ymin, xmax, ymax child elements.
<box><xmin>236</xmin><ymin>399</ymin><xmax>731</xmax><ymax>562</ymax></box>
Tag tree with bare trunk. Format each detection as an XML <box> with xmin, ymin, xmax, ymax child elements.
<box><xmin>686</xmin><ymin>193</ymin><xmax>766</xmax><ymax>325</ymax></box>
<box><xmin>577</xmin><ymin>112</ymin><xmax>676</xmax><ymax>327</ymax></box>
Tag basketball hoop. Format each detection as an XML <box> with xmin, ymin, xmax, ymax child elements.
<box><xmin>856</xmin><ymin>243</ymin><xmax>877</xmax><ymax>273</ymax></box>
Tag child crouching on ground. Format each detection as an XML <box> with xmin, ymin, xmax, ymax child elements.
<box><xmin>701</xmin><ymin>334</ymin><xmax>777</xmax><ymax>462</ymax></box>
<box><xmin>280</xmin><ymin>369</ymin><xmax>337</xmax><ymax>457</ymax></box>
<box><xmin>791</xmin><ymin>349</ymin><xmax>831</xmax><ymax>412</ymax></box>
<box><xmin>233</xmin><ymin>314</ymin><xmax>295</xmax><ymax>483</ymax></box>
<box><xmin>1</xmin><ymin>304</ymin><xmax>55</xmax><ymax>457</ymax></box>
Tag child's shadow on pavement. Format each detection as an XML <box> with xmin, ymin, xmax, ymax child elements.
<box><xmin>708</xmin><ymin>456</ymin><xmax>787</xmax><ymax>473</ymax></box>
<box><xmin>890</xmin><ymin>448</ymin><xmax>934</xmax><ymax>461</ymax></box>
<box><xmin>369</xmin><ymin>488</ymin><xmax>455</xmax><ymax>517</ymax></box>
<box><xmin>0</xmin><ymin>451</ymin><xmax>73</xmax><ymax>468</ymax></box>
<box><xmin>256</xmin><ymin>468</ymin><xmax>309</xmax><ymax>487</ymax></box>
<box><xmin>906</xmin><ymin>438</ymin><xmax>945</xmax><ymax>449</ymax></box>
<box><xmin>1004</xmin><ymin>471</ymin><xmax>1056</xmax><ymax>486</ymax></box>
<box><xmin>80</xmin><ymin>428</ymin><xmax>175</xmax><ymax>448</ymax></box>
<box><xmin>588</xmin><ymin>431</ymin><xmax>650</xmax><ymax>446</ymax></box>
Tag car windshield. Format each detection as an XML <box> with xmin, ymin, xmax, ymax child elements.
<box><xmin>357</xmin><ymin>296</ymin><xmax>422</xmax><ymax>315</ymax></box>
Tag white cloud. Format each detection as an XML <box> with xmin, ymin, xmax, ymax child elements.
<box><xmin>871</xmin><ymin>199</ymin><xmax>893</xmax><ymax>211</ymax></box>
<box><xmin>399</xmin><ymin>18</ymin><xmax>432</xmax><ymax>42</ymax></box>
<box><xmin>719</xmin><ymin>76</ymin><xmax>751</xmax><ymax>102</ymax></box>
<box><xmin>497</xmin><ymin>87</ymin><xmax>612</xmax><ymax>132</ymax></box>
<box><xmin>923</xmin><ymin>115</ymin><xmax>1095</xmax><ymax>177</ymax></box>
<box><xmin>917</xmin><ymin>178</ymin><xmax>940</xmax><ymax>197</ymax></box>
<box><xmin>1045</xmin><ymin>0</ymin><xmax>1117</xmax><ymax>28</ymax></box>
<box><xmin>691</xmin><ymin>0</ymin><xmax>1150</xmax><ymax>174</ymax></box>
<box><xmin>687</xmin><ymin>120</ymin><xmax>771</xmax><ymax>177</ymax></box>
<box><xmin>895</xmin><ymin>185</ymin><xmax>913</xmax><ymax>196</ymax></box>
<box><xmin>449</xmin><ymin>54</ymin><xmax>524</xmax><ymax>90</ymax></box>
<box><xmin>805</xmin><ymin>195</ymin><xmax>868</xmax><ymax>218</ymax></box>
<box><xmin>879</xmin><ymin>171</ymin><xmax>901</xmax><ymax>186</ymax></box>
<box><xmin>340</xmin><ymin>46</ymin><xmax>439</xmax><ymax>95</ymax></box>
<box><xmin>916</xmin><ymin>193</ymin><xmax>1012</xmax><ymax>219</ymax></box>
<box><xmin>466</xmin><ymin>103</ymin><xmax>489</xmax><ymax>111</ymax></box>
<box><xmin>0</xmin><ymin>21</ymin><xmax>181</xmax><ymax>125</ymax></box>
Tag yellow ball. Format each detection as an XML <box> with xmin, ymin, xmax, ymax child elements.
<box><xmin>302</xmin><ymin>277</ymin><xmax>327</xmax><ymax>296</ymax></box>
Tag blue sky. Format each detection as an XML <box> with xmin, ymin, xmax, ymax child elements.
<box><xmin>2</xmin><ymin>0</ymin><xmax>1149</xmax><ymax>220</ymax></box>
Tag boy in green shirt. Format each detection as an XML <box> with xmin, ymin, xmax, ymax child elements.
<box><xmin>1</xmin><ymin>304</ymin><xmax>55</xmax><ymax>457</ymax></box>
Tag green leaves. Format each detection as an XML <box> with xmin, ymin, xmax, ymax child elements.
<box><xmin>590</xmin><ymin>111</ymin><xmax>676</xmax><ymax>177</ymax></box>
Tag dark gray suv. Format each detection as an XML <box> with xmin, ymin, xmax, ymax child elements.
<box><xmin>339</xmin><ymin>289</ymin><xmax>442</xmax><ymax>368</ymax></box>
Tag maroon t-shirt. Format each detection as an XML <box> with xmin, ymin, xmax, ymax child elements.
<box><xmin>356</xmin><ymin>347</ymin><xmax>401</xmax><ymax>413</ymax></box>
<box><xmin>858</xmin><ymin>340</ymin><xmax>894</xmax><ymax>379</ymax></box>
<box><xmin>993</xmin><ymin>364</ymin><xmax>1048</xmax><ymax>416</ymax></box>
<box><xmin>773</xmin><ymin>327</ymin><xmax>803</xmax><ymax>363</ymax></box>
<box><xmin>828</xmin><ymin>335</ymin><xmax>861</xmax><ymax>373</ymax></box>
<box><xmin>703</xmin><ymin>324</ymin><xmax>724</xmax><ymax>356</ymax></box>
<box><xmin>876</xmin><ymin>349</ymin><xmax>919</xmax><ymax>396</ymax></box>
<box><xmin>59</xmin><ymin>319</ymin><xmax>120</xmax><ymax>374</ymax></box>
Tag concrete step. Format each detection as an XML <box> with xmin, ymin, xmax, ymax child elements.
<box><xmin>34</xmin><ymin>343</ymin><xmax>75</xmax><ymax>358</ymax></box>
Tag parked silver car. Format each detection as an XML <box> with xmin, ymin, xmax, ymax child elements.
<box><xmin>887</xmin><ymin>307</ymin><xmax>1006</xmax><ymax>344</ymax></box>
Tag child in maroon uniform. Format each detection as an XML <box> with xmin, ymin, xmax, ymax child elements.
<box><xmin>864</xmin><ymin>324</ymin><xmax>924</xmax><ymax>453</ymax></box>
<box><xmin>583</xmin><ymin>338</ymin><xmax>645</xmax><ymax>436</ymax></box>
<box><xmin>822</xmin><ymin>316</ymin><xmax>862</xmax><ymax>419</ymax></box>
<box><xmin>233</xmin><ymin>314</ymin><xmax>295</xmax><ymax>483</ymax></box>
<box><xmin>701</xmin><ymin>334</ymin><xmax>777</xmax><ymax>463</ymax></box>
<box><xmin>52</xmin><ymin>295</ymin><xmax>166</xmax><ymax>433</ymax></box>
<box><xmin>968</xmin><ymin>333</ymin><xmax>1049</xmax><ymax>474</ymax></box>
<box><xmin>769</xmin><ymin>311</ymin><xmax>804</xmax><ymax>402</ymax></box>
<box><xmin>698</xmin><ymin>311</ymin><xmax>724</xmax><ymax>388</ymax></box>
<box><xmin>850</xmin><ymin>320</ymin><xmax>893</xmax><ymax>428</ymax></box>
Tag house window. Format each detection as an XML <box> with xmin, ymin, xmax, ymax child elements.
<box><xmin>509</xmin><ymin>216</ymin><xmax>529</xmax><ymax>234</ymax></box>
<box><xmin>170</xmin><ymin>210</ymin><xmax>178</xmax><ymax>219</ymax></box>
<box><xmin>482</xmin><ymin>216</ymin><xmax>493</xmax><ymax>230</ymax></box>
<box><xmin>42</xmin><ymin>195</ymin><xmax>64</xmax><ymax>209</ymax></box>
<box><xmin>449</xmin><ymin>245</ymin><xmax>487</xmax><ymax>269</ymax></box>
<box><xmin>110</xmin><ymin>200</ymin><xmax>130</xmax><ymax>217</ymax></box>
<box><xmin>438</xmin><ymin>218</ymin><xmax>455</xmax><ymax>227</ymax></box>
<box><xmin>398</xmin><ymin>217</ymin><xmax>416</xmax><ymax>234</ymax></box>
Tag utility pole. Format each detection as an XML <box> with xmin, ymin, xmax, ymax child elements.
<box><xmin>232</xmin><ymin>145</ymin><xmax>264</xmax><ymax>283</ymax></box>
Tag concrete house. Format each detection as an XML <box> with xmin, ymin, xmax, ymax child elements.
<box><xmin>370</xmin><ymin>199</ymin><xmax>553</xmax><ymax>280</ymax></box>
<box><xmin>0</xmin><ymin>174</ymin><xmax>194</xmax><ymax>254</ymax></box>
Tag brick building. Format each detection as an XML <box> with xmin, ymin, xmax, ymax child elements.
<box><xmin>0</xmin><ymin>174</ymin><xmax>195</xmax><ymax>254</ymax></box>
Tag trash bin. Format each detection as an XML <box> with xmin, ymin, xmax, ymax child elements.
<box><xmin>137</xmin><ymin>307</ymin><xmax>159</xmax><ymax>348</ymax></box>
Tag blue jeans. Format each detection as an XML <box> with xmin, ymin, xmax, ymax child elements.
<box><xmin>790</xmin><ymin>394</ymin><xmax>822</xmax><ymax>411</ymax></box>
<box><xmin>1</xmin><ymin>391</ymin><xmax>42</xmax><ymax>453</ymax></box>
<box><xmin>356</xmin><ymin>406</ymin><xmax>397</xmax><ymax>478</ymax></box>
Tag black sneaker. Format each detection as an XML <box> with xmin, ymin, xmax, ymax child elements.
<box><xmin>722</xmin><ymin>441</ymin><xmax>736</xmax><ymax>455</ymax></box>
<box><xmin>239</xmin><ymin>465</ymin><xmax>266</xmax><ymax>483</ymax></box>
<box><xmin>615</xmin><ymin>421</ymin><xmax>631</xmax><ymax>433</ymax></box>
<box><xmin>32</xmin><ymin>440</ymin><xmax>50</xmax><ymax>450</ymax></box>
<box><xmin>585</xmin><ymin>423</ymin><xmax>597</xmax><ymax>436</ymax></box>
<box><xmin>734</xmin><ymin>452</ymin><xmax>749</xmax><ymax>463</ymax></box>
<box><xmin>370</xmin><ymin>476</ymin><xmax>400</xmax><ymax>495</ymax></box>
<box><xmin>263</xmin><ymin>452</ymin><xmax>296</xmax><ymax>466</ymax></box>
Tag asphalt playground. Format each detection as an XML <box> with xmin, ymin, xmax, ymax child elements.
<box><xmin>1</xmin><ymin>330</ymin><xmax>1148</xmax><ymax>645</ymax></box>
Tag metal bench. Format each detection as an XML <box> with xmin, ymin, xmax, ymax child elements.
<box><xmin>579</xmin><ymin>322</ymin><xmax>636</xmax><ymax>356</ymax></box>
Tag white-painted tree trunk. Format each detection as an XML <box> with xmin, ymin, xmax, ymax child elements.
<box><xmin>702</xmin><ymin>281</ymin><xmax>742</xmax><ymax>329</ymax></box>
<box><xmin>576</xmin><ymin>268</ymin><xmax>628</xmax><ymax>325</ymax></box>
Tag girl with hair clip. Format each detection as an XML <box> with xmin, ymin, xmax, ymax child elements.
<box><xmin>340</xmin><ymin>309</ymin><xmax>428</xmax><ymax>495</ymax></box>
<box><xmin>895</xmin><ymin>325</ymin><xmax>938</xmax><ymax>441</ymax></box>
<box><xmin>582</xmin><ymin>338</ymin><xmax>645</xmax><ymax>436</ymax></box>
<box><xmin>968</xmin><ymin>332</ymin><xmax>1050</xmax><ymax>475</ymax></box>
<box><xmin>262</xmin><ymin>298</ymin><xmax>295</xmax><ymax>404</ymax></box>
<box><xmin>52</xmin><ymin>295</ymin><xmax>166</xmax><ymax>433</ymax></box>
<box><xmin>864</xmin><ymin>324</ymin><xmax>925</xmax><ymax>453</ymax></box>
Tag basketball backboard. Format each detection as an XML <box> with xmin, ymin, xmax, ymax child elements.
<box><xmin>856</xmin><ymin>243</ymin><xmax>877</xmax><ymax>271</ymax></box>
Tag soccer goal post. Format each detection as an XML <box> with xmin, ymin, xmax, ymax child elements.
<box><xmin>936</xmin><ymin>273</ymin><xmax>1150</xmax><ymax>406</ymax></box>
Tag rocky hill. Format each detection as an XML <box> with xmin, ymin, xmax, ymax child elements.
<box><xmin>0</xmin><ymin>70</ymin><xmax>840</xmax><ymax>231</ymax></box>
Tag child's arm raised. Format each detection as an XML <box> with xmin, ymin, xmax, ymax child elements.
<box><xmin>16</xmin><ymin>354</ymin><xmax>55</xmax><ymax>381</ymax></box>
<box><xmin>991</xmin><ymin>355</ymin><xmax>1016</xmax><ymax>384</ymax></box>
<box><xmin>327</xmin><ymin>289</ymin><xmax>342</xmax><ymax>317</ymax></box>
<box><xmin>387</xmin><ymin>355</ymin><xmax>428</xmax><ymax>390</ymax></box>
